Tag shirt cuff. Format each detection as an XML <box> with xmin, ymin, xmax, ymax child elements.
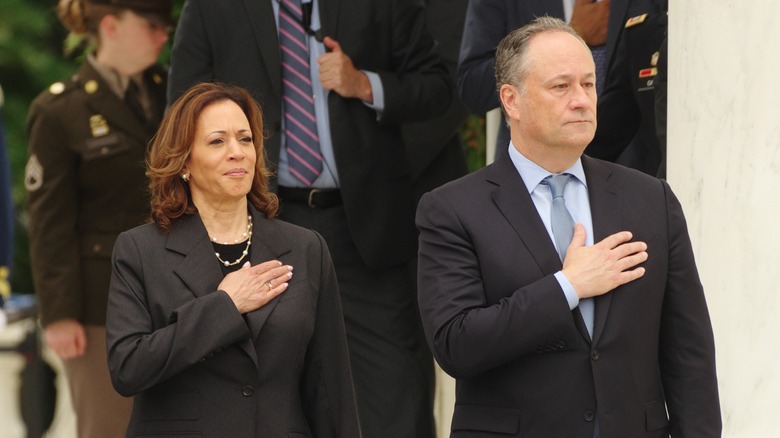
<box><xmin>554</xmin><ymin>271</ymin><xmax>580</xmax><ymax>310</ymax></box>
<box><xmin>362</xmin><ymin>71</ymin><xmax>384</xmax><ymax>112</ymax></box>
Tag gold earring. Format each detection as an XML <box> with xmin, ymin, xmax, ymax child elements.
<box><xmin>182</xmin><ymin>173</ymin><xmax>190</xmax><ymax>182</ymax></box>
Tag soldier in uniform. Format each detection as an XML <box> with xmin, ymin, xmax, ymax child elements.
<box><xmin>586</xmin><ymin>0</ymin><xmax>668</xmax><ymax>177</ymax></box>
<box><xmin>24</xmin><ymin>0</ymin><xmax>171</xmax><ymax>436</ymax></box>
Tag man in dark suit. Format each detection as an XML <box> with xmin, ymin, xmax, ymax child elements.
<box><xmin>168</xmin><ymin>1</ymin><xmax>451</xmax><ymax>436</ymax></box>
<box><xmin>418</xmin><ymin>17</ymin><xmax>721</xmax><ymax>437</ymax></box>
<box><xmin>458</xmin><ymin>0</ymin><xmax>655</xmax><ymax>155</ymax></box>
<box><xmin>403</xmin><ymin>0</ymin><xmax>469</xmax><ymax>205</ymax></box>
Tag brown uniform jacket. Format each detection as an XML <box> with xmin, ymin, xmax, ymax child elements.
<box><xmin>25</xmin><ymin>61</ymin><xmax>166</xmax><ymax>326</ymax></box>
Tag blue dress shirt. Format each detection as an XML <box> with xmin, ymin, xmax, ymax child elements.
<box><xmin>507</xmin><ymin>143</ymin><xmax>596</xmax><ymax>336</ymax></box>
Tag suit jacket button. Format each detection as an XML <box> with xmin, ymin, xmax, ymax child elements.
<box><xmin>591</xmin><ymin>350</ymin><xmax>599</xmax><ymax>361</ymax></box>
<box><xmin>273</xmin><ymin>121</ymin><xmax>281</xmax><ymax>133</ymax></box>
<box><xmin>584</xmin><ymin>410</ymin><xmax>595</xmax><ymax>422</ymax></box>
<box><xmin>241</xmin><ymin>385</ymin><xmax>254</xmax><ymax>397</ymax></box>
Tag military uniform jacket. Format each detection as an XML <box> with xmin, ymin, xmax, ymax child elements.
<box><xmin>25</xmin><ymin>61</ymin><xmax>166</xmax><ymax>326</ymax></box>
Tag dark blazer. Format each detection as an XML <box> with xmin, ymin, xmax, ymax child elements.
<box><xmin>457</xmin><ymin>0</ymin><xmax>652</xmax><ymax>152</ymax></box>
<box><xmin>26</xmin><ymin>62</ymin><xmax>166</xmax><ymax>326</ymax></box>
<box><xmin>168</xmin><ymin>0</ymin><xmax>451</xmax><ymax>269</ymax></box>
<box><xmin>416</xmin><ymin>153</ymin><xmax>721</xmax><ymax>437</ymax></box>
<box><xmin>402</xmin><ymin>0</ymin><xmax>469</xmax><ymax>205</ymax></box>
<box><xmin>106</xmin><ymin>207</ymin><xmax>360</xmax><ymax>437</ymax></box>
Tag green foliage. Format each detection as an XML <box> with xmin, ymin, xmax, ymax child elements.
<box><xmin>461</xmin><ymin>115</ymin><xmax>487</xmax><ymax>172</ymax></box>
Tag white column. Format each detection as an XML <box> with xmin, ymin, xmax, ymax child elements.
<box><xmin>670</xmin><ymin>1</ymin><xmax>780</xmax><ymax>435</ymax></box>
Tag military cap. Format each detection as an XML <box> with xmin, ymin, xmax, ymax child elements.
<box><xmin>89</xmin><ymin>0</ymin><xmax>172</xmax><ymax>19</ymax></box>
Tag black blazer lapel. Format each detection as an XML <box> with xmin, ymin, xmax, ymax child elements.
<box><xmin>240</xmin><ymin>0</ymin><xmax>282</xmax><ymax>101</ymax></box>
<box><xmin>244</xmin><ymin>209</ymin><xmax>292</xmax><ymax>341</ymax></box>
<box><xmin>582</xmin><ymin>156</ymin><xmax>621</xmax><ymax>345</ymax></box>
<box><xmin>169</xmin><ymin>214</ymin><xmax>224</xmax><ymax>298</ymax></box>
<box><xmin>488</xmin><ymin>153</ymin><xmax>562</xmax><ymax>280</ymax></box>
<box><xmin>168</xmin><ymin>212</ymin><xmax>260</xmax><ymax>366</ymax></box>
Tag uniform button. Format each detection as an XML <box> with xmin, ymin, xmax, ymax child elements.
<box><xmin>100</xmin><ymin>146</ymin><xmax>109</xmax><ymax>155</ymax></box>
<box><xmin>591</xmin><ymin>350</ymin><xmax>599</xmax><ymax>361</ymax></box>
<box><xmin>241</xmin><ymin>385</ymin><xmax>254</xmax><ymax>397</ymax></box>
<box><xmin>584</xmin><ymin>410</ymin><xmax>595</xmax><ymax>422</ymax></box>
<box><xmin>557</xmin><ymin>340</ymin><xmax>567</xmax><ymax>348</ymax></box>
<box><xmin>93</xmin><ymin>244</ymin><xmax>102</xmax><ymax>253</ymax></box>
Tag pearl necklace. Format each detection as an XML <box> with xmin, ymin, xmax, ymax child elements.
<box><xmin>212</xmin><ymin>215</ymin><xmax>253</xmax><ymax>267</ymax></box>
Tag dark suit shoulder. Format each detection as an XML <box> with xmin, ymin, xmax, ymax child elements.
<box><xmin>585</xmin><ymin>156</ymin><xmax>666</xmax><ymax>197</ymax></box>
<box><xmin>116</xmin><ymin>221</ymin><xmax>165</xmax><ymax>248</ymax></box>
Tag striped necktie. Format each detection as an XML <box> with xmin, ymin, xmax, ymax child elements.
<box><xmin>279</xmin><ymin>0</ymin><xmax>323</xmax><ymax>185</ymax></box>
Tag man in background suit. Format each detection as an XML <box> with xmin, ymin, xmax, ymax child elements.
<box><xmin>586</xmin><ymin>0</ymin><xmax>668</xmax><ymax>177</ymax></box>
<box><xmin>458</xmin><ymin>0</ymin><xmax>655</xmax><ymax>156</ymax></box>
<box><xmin>418</xmin><ymin>17</ymin><xmax>720</xmax><ymax>436</ymax></box>
<box><xmin>168</xmin><ymin>0</ymin><xmax>451</xmax><ymax>436</ymax></box>
<box><xmin>403</xmin><ymin>0</ymin><xmax>469</xmax><ymax>205</ymax></box>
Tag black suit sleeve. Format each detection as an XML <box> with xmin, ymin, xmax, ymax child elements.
<box><xmin>658</xmin><ymin>181</ymin><xmax>721</xmax><ymax>436</ymax></box>
<box><xmin>167</xmin><ymin>0</ymin><xmax>215</xmax><ymax>104</ymax></box>
<box><xmin>373</xmin><ymin>0</ymin><xmax>452</xmax><ymax>126</ymax></box>
<box><xmin>106</xmin><ymin>232</ymin><xmax>250</xmax><ymax>396</ymax></box>
<box><xmin>416</xmin><ymin>191</ymin><xmax>580</xmax><ymax>379</ymax></box>
<box><xmin>456</xmin><ymin>0</ymin><xmax>507</xmax><ymax>114</ymax></box>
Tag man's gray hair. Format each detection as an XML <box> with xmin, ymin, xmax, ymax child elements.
<box><xmin>495</xmin><ymin>16</ymin><xmax>588</xmax><ymax>93</ymax></box>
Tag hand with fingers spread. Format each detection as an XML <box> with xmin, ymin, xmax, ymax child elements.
<box><xmin>44</xmin><ymin>318</ymin><xmax>87</xmax><ymax>359</ymax></box>
<box><xmin>561</xmin><ymin>223</ymin><xmax>647</xmax><ymax>299</ymax></box>
<box><xmin>570</xmin><ymin>0</ymin><xmax>611</xmax><ymax>47</ymax></box>
<box><xmin>218</xmin><ymin>260</ymin><xmax>293</xmax><ymax>314</ymax></box>
<box><xmin>318</xmin><ymin>37</ymin><xmax>373</xmax><ymax>102</ymax></box>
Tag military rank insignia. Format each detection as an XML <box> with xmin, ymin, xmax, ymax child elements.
<box><xmin>625</xmin><ymin>14</ymin><xmax>648</xmax><ymax>28</ymax></box>
<box><xmin>24</xmin><ymin>155</ymin><xmax>43</xmax><ymax>192</ymax></box>
<box><xmin>90</xmin><ymin>114</ymin><xmax>110</xmax><ymax>137</ymax></box>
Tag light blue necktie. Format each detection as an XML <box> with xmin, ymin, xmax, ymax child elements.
<box><xmin>548</xmin><ymin>174</ymin><xmax>594</xmax><ymax>337</ymax></box>
<box><xmin>548</xmin><ymin>173</ymin><xmax>598</xmax><ymax>436</ymax></box>
<box><xmin>548</xmin><ymin>174</ymin><xmax>575</xmax><ymax>262</ymax></box>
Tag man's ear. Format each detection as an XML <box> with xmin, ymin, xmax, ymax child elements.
<box><xmin>499</xmin><ymin>83</ymin><xmax>523</xmax><ymax>123</ymax></box>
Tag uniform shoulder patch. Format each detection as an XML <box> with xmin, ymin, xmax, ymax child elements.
<box><xmin>24</xmin><ymin>155</ymin><xmax>44</xmax><ymax>192</ymax></box>
<box><xmin>625</xmin><ymin>13</ymin><xmax>648</xmax><ymax>28</ymax></box>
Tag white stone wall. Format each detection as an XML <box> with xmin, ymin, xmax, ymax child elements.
<box><xmin>669</xmin><ymin>1</ymin><xmax>780</xmax><ymax>436</ymax></box>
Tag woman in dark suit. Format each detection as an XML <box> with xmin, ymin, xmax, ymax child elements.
<box><xmin>106</xmin><ymin>83</ymin><xmax>360</xmax><ymax>437</ymax></box>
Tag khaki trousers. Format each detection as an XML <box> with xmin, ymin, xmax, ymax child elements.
<box><xmin>61</xmin><ymin>325</ymin><xmax>132</xmax><ymax>438</ymax></box>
